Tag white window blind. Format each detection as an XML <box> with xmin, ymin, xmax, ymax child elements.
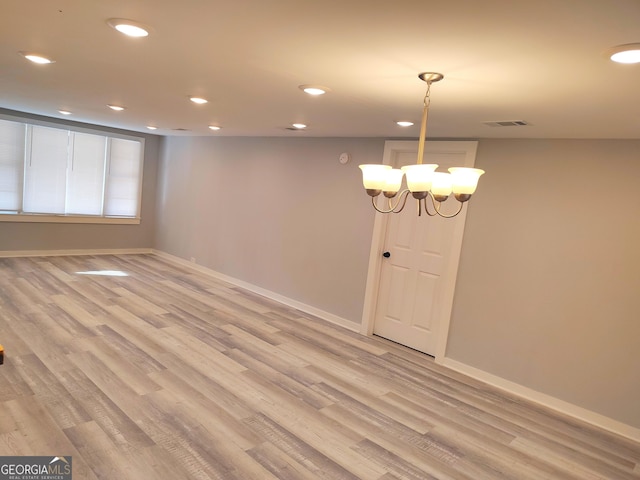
<box><xmin>67</xmin><ymin>132</ymin><xmax>107</xmax><ymax>215</ymax></box>
<box><xmin>23</xmin><ymin>125</ymin><xmax>69</xmax><ymax>214</ymax></box>
<box><xmin>104</xmin><ymin>138</ymin><xmax>142</xmax><ymax>217</ymax></box>
<box><xmin>0</xmin><ymin>117</ymin><xmax>143</xmax><ymax>221</ymax></box>
<box><xmin>0</xmin><ymin>119</ymin><xmax>25</xmax><ymax>211</ymax></box>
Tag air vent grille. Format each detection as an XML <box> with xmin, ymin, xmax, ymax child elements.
<box><xmin>483</xmin><ymin>120</ymin><xmax>529</xmax><ymax>127</ymax></box>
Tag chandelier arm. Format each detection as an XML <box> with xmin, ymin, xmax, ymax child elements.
<box><xmin>371</xmin><ymin>190</ymin><xmax>411</xmax><ymax>213</ymax></box>
<box><xmin>395</xmin><ymin>191</ymin><xmax>411</xmax><ymax>213</ymax></box>
<box><xmin>428</xmin><ymin>193</ymin><xmax>465</xmax><ymax>218</ymax></box>
<box><xmin>421</xmin><ymin>196</ymin><xmax>438</xmax><ymax>216</ymax></box>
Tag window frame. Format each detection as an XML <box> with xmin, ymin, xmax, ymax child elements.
<box><xmin>0</xmin><ymin>113</ymin><xmax>144</xmax><ymax>225</ymax></box>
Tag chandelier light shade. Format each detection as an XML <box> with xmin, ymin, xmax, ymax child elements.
<box><xmin>359</xmin><ymin>164</ymin><xmax>392</xmax><ymax>193</ymax></box>
<box><xmin>383</xmin><ymin>168</ymin><xmax>405</xmax><ymax>195</ymax></box>
<box><xmin>401</xmin><ymin>164</ymin><xmax>439</xmax><ymax>195</ymax></box>
<box><xmin>430</xmin><ymin>172</ymin><xmax>453</xmax><ymax>200</ymax></box>
<box><xmin>359</xmin><ymin>72</ymin><xmax>484</xmax><ymax>217</ymax></box>
<box><xmin>448</xmin><ymin>167</ymin><xmax>484</xmax><ymax>198</ymax></box>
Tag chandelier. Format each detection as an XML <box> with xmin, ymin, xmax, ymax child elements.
<box><xmin>359</xmin><ymin>73</ymin><xmax>484</xmax><ymax>217</ymax></box>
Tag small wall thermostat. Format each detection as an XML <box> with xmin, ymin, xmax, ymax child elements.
<box><xmin>339</xmin><ymin>152</ymin><xmax>351</xmax><ymax>164</ymax></box>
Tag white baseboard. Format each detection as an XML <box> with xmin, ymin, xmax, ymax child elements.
<box><xmin>152</xmin><ymin>249</ymin><xmax>360</xmax><ymax>333</ymax></box>
<box><xmin>440</xmin><ymin>357</ymin><xmax>640</xmax><ymax>444</ymax></box>
<box><xmin>0</xmin><ymin>248</ymin><xmax>153</xmax><ymax>258</ymax></box>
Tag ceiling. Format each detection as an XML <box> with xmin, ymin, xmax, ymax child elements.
<box><xmin>2</xmin><ymin>0</ymin><xmax>639</xmax><ymax>138</ymax></box>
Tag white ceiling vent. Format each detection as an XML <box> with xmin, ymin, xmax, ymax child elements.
<box><xmin>483</xmin><ymin>120</ymin><xmax>529</xmax><ymax>127</ymax></box>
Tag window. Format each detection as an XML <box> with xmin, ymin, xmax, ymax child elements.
<box><xmin>0</xmin><ymin>117</ymin><xmax>143</xmax><ymax>224</ymax></box>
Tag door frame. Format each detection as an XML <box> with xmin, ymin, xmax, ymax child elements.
<box><xmin>359</xmin><ymin>140</ymin><xmax>478</xmax><ymax>362</ymax></box>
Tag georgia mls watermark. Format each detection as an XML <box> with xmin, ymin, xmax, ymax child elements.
<box><xmin>0</xmin><ymin>456</ymin><xmax>71</xmax><ymax>480</ymax></box>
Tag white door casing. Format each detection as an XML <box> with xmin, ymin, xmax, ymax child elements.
<box><xmin>360</xmin><ymin>141</ymin><xmax>478</xmax><ymax>360</ymax></box>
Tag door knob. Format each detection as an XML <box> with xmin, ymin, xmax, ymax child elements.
<box><xmin>383</xmin><ymin>251</ymin><xmax>391</xmax><ymax>258</ymax></box>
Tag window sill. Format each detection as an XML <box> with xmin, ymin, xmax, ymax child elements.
<box><xmin>0</xmin><ymin>214</ymin><xmax>141</xmax><ymax>225</ymax></box>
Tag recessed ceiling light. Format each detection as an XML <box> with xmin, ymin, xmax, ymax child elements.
<box><xmin>609</xmin><ymin>43</ymin><xmax>640</xmax><ymax>64</ymax></box>
<box><xmin>20</xmin><ymin>52</ymin><xmax>54</xmax><ymax>64</ymax></box>
<box><xmin>397</xmin><ymin>121</ymin><xmax>414</xmax><ymax>127</ymax></box>
<box><xmin>299</xmin><ymin>85</ymin><xmax>330</xmax><ymax>95</ymax></box>
<box><xmin>107</xmin><ymin>104</ymin><xmax>126</xmax><ymax>111</ymax></box>
<box><xmin>58</xmin><ymin>110</ymin><xmax>72</xmax><ymax>115</ymax></box>
<box><xmin>292</xmin><ymin>123</ymin><xmax>307</xmax><ymax>129</ymax></box>
<box><xmin>146</xmin><ymin>126</ymin><xmax>157</xmax><ymax>130</ymax></box>
<box><xmin>189</xmin><ymin>96</ymin><xmax>208</xmax><ymax>104</ymax></box>
<box><xmin>208</xmin><ymin>125</ymin><xmax>221</xmax><ymax>131</ymax></box>
<box><xmin>107</xmin><ymin>19</ymin><xmax>150</xmax><ymax>37</ymax></box>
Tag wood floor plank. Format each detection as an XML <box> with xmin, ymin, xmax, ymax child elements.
<box><xmin>239</xmin><ymin>371</ymin><xmax>388</xmax><ymax>479</ymax></box>
<box><xmin>510</xmin><ymin>436</ymin><xmax>638</xmax><ymax>480</ymax></box>
<box><xmin>0</xmin><ymin>253</ymin><xmax>638</xmax><ymax>480</ymax></box>
<box><xmin>269</xmin><ymin>312</ymin><xmax>389</xmax><ymax>356</ymax></box>
<box><xmin>159</xmin><ymin>324</ymin><xmax>248</xmax><ymax>375</ymax></box>
<box><xmin>50</xmin><ymin>294</ymin><xmax>103</xmax><ymax>331</ymax></box>
<box><xmin>80</xmin><ymin>336</ymin><xmax>163</xmax><ymax>396</ymax></box>
<box><xmin>12</xmin><ymin>277</ymin><xmax>55</xmax><ymax>309</ymax></box>
<box><xmin>0</xmin><ymin>310</ymin><xmax>31</xmax><ymax>357</ymax></box>
<box><xmin>159</xmin><ymin>308</ymin><xmax>232</xmax><ymax>352</ymax></box>
<box><xmin>220</xmin><ymin>323</ymin><xmax>308</xmax><ymax>368</ymax></box>
<box><xmin>0</xmin><ymin>431</ymin><xmax>32</xmax><ymax>456</ymax></box>
<box><xmin>0</xmin><ymin>361</ymin><xmax>34</xmax><ymax>403</ymax></box>
<box><xmin>246</xmin><ymin>441</ymin><xmax>324</xmax><ymax>480</ymax></box>
<box><xmin>310</xmin><ymin>376</ymin><xmax>435</xmax><ymax>435</ymax></box>
<box><xmin>35</xmin><ymin>305</ymin><xmax>97</xmax><ymax>348</ymax></box>
<box><xmin>379</xmin><ymin>391</ymin><xmax>609</xmax><ymax>480</ymax></box>
<box><xmin>94</xmin><ymin>324</ymin><xmax>167</xmax><ymax>374</ymax></box>
<box><xmin>225</xmin><ymin>347</ymin><xmax>333</xmax><ymax>410</ymax></box>
<box><xmin>0</xmin><ymin>280</ymin><xmax>42</xmax><ymax>314</ymax></box>
<box><xmin>243</xmin><ymin>412</ymin><xmax>364</xmax><ymax>480</ymax></box>
<box><xmin>267</xmin><ymin>314</ymin><xmax>388</xmax><ymax>358</ymax></box>
<box><xmin>64</xmin><ymin>420</ymin><xmax>148</xmax><ymax>480</ymax></box>
<box><xmin>109</xmin><ymin>279</ymin><xmax>207</xmax><ymax>312</ymax></box>
<box><xmin>321</xmin><ymin>403</ymin><xmax>468</xmax><ymax>480</ymax></box>
<box><xmin>148</xmin><ymin>357</ymin><xmax>256</xmax><ymax>420</ymax></box>
<box><xmin>11</xmin><ymin>354</ymin><xmax>92</xmax><ymax>429</ymax></box>
<box><xmin>144</xmin><ymin>388</ymin><xmax>281</xmax><ymax>480</ymax></box>
<box><xmin>352</xmin><ymin>438</ymin><xmax>458</xmax><ymax>480</ymax></box>
<box><xmin>1</xmin><ymin>308</ymin><xmax>81</xmax><ymax>374</ymax></box>
<box><xmin>63</xmin><ymin>354</ymin><xmax>156</xmax><ymax>450</ymax></box>
<box><xmin>275</xmin><ymin>332</ymin><xmax>392</xmax><ymax>397</ymax></box>
<box><xmin>147</xmin><ymin>369</ymin><xmax>263</xmax><ymax>450</ymax></box>
<box><xmin>1</xmin><ymin>395</ymin><xmax>88</xmax><ymax>469</ymax></box>
<box><xmin>112</xmin><ymin>285</ymin><xmax>169</xmax><ymax>315</ymax></box>
<box><xmin>93</xmin><ymin>304</ymin><xmax>171</xmax><ymax>359</ymax></box>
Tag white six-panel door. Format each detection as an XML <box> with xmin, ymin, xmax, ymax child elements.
<box><xmin>361</xmin><ymin>141</ymin><xmax>478</xmax><ymax>358</ymax></box>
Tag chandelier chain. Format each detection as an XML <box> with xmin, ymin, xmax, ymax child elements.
<box><xmin>423</xmin><ymin>81</ymin><xmax>432</xmax><ymax>110</ymax></box>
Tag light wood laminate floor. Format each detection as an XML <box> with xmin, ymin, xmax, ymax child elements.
<box><xmin>0</xmin><ymin>254</ymin><xmax>638</xmax><ymax>479</ymax></box>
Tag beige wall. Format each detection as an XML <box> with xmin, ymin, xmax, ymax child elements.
<box><xmin>155</xmin><ymin>136</ymin><xmax>383</xmax><ymax>324</ymax></box>
<box><xmin>450</xmin><ymin>139</ymin><xmax>640</xmax><ymax>429</ymax></box>
<box><xmin>0</xmin><ymin>109</ymin><xmax>159</xmax><ymax>251</ymax></box>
